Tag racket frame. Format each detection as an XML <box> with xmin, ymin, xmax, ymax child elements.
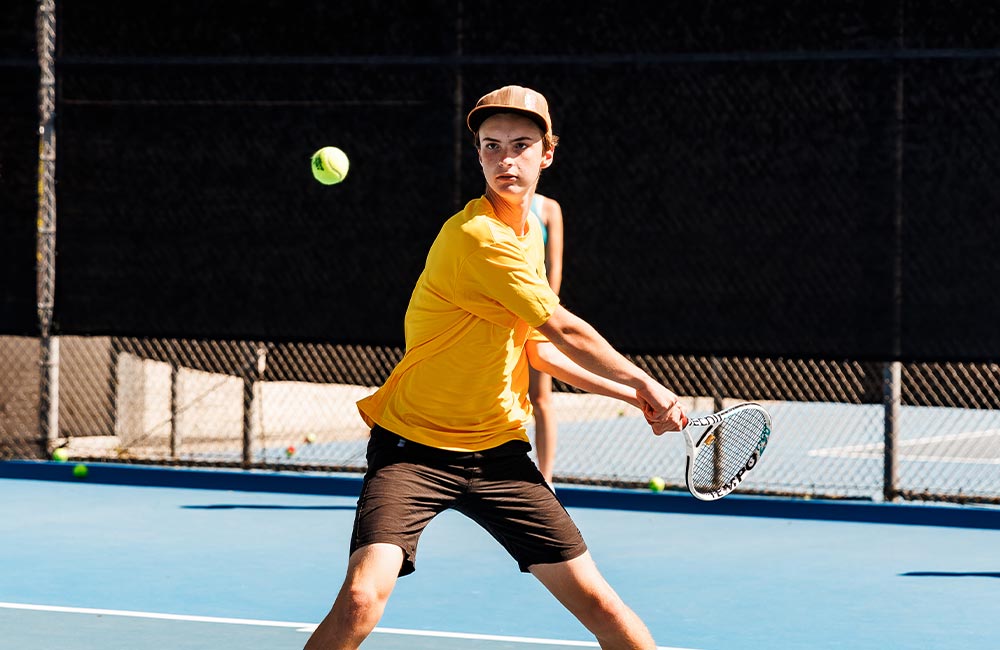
<box><xmin>682</xmin><ymin>402</ymin><xmax>772</xmax><ymax>501</ymax></box>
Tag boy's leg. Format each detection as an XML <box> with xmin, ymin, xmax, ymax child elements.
<box><xmin>304</xmin><ymin>542</ymin><xmax>404</xmax><ymax>650</ymax></box>
<box><xmin>305</xmin><ymin>425</ymin><xmax>465</xmax><ymax>649</ymax></box>
<box><xmin>530</xmin><ymin>552</ymin><xmax>656</xmax><ymax>650</ymax></box>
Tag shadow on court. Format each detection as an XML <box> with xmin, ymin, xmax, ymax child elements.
<box><xmin>901</xmin><ymin>571</ymin><xmax>1000</xmax><ymax>578</ymax></box>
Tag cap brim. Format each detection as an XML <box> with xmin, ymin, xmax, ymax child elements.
<box><xmin>466</xmin><ymin>106</ymin><xmax>550</xmax><ymax>135</ymax></box>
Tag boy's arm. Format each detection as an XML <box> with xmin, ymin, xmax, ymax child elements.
<box><xmin>535</xmin><ymin>305</ymin><xmax>685</xmax><ymax>432</ymax></box>
<box><xmin>526</xmin><ymin>339</ymin><xmax>641</xmax><ymax>409</ymax></box>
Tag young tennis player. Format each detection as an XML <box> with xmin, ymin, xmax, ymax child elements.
<box><xmin>304</xmin><ymin>85</ymin><xmax>685</xmax><ymax>650</ymax></box>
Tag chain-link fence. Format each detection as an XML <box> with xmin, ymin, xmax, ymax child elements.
<box><xmin>3</xmin><ymin>336</ymin><xmax>998</xmax><ymax>504</ymax></box>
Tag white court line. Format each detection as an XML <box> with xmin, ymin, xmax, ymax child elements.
<box><xmin>808</xmin><ymin>429</ymin><xmax>1000</xmax><ymax>464</ymax></box>
<box><xmin>0</xmin><ymin>602</ymin><xmax>699</xmax><ymax>650</ymax></box>
<box><xmin>0</xmin><ymin>601</ymin><xmax>314</xmax><ymax>630</ymax></box>
<box><xmin>373</xmin><ymin>626</ymin><xmax>698</xmax><ymax>648</ymax></box>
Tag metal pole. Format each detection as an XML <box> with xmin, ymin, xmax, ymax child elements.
<box><xmin>169</xmin><ymin>363</ymin><xmax>179</xmax><ymax>458</ymax></box>
<box><xmin>883</xmin><ymin>362</ymin><xmax>901</xmax><ymax>501</ymax></box>
<box><xmin>452</xmin><ymin>0</ymin><xmax>464</xmax><ymax>212</ymax></box>
<box><xmin>241</xmin><ymin>344</ymin><xmax>266</xmax><ymax>468</ymax></box>
<box><xmin>36</xmin><ymin>0</ymin><xmax>59</xmax><ymax>457</ymax></box>
<box><xmin>710</xmin><ymin>357</ymin><xmax>725</xmax><ymax>413</ymax></box>
<box><xmin>884</xmin><ymin>0</ymin><xmax>905</xmax><ymax>502</ymax></box>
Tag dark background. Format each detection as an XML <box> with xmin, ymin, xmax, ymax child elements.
<box><xmin>0</xmin><ymin>3</ymin><xmax>41</xmax><ymax>336</ymax></box>
<box><xmin>3</xmin><ymin>1</ymin><xmax>999</xmax><ymax>362</ymax></box>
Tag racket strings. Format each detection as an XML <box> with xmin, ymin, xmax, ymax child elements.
<box><xmin>690</xmin><ymin>410</ymin><xmax>768</xmax><ymax>491</ymax></box>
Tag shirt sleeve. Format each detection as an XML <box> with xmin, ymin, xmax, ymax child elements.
<box><xmin>456</xmin><ymin>238</ymin><xmax>559</xmax><ymax>328</ymax></box>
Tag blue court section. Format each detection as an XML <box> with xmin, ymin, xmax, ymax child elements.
<box><xmin>1</xmin><ymin>462</ymin><xmax>998</xmax><ymax>650</ymax></box>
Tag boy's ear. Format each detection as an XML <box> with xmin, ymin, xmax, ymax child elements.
<box><xmin>541</xmin><ymin>146</ymin><xmax>555</xmax><ymax>169</ymax></box>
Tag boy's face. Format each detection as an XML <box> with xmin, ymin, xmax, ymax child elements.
<box><xmin>477</xmin><ymin>113</ymin><xmax>554</xmax><ymax>200</ymax></box>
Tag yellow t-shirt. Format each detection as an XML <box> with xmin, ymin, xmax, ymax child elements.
<box><xmin>357</xmin><ymin>196</ymin><xmax>559</xmax><ymax>451</ymax></box>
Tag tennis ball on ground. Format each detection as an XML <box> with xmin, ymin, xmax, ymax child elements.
<box><xmin>51</xmin><ymin>447</ymin><xmax>69</xmax><ymax>462</ymax></box>
<box><xmin>648</xmin><ymin>476</ymin><xmax>666</xmax><ymax>492</ymax></box>
<box><xmin>72</xmin><ymin>464</ymin><xmax>89</xmax><ymax>479</ymax></box>
<box><xmin>310</xmin><ymin>146</ymin><xmax>349</xmax><ymax>185</ymax></box>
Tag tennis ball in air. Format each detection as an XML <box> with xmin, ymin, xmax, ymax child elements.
<box><xmin>51</xmin><ymin>447</ymin><xmax>69</xmax><ymax>462</ymax></box>
<box><xmin>648</xmin><ymin>476</ymin><xmax>666</xmax><ymax>492</ymax></box>
<box><xmin>304</xmin><ymin>433</ymin><xmax>317</xmax><ymax>444</ymax></box>
<box><xmin>310</xmin><ymin>146</ymin><xmax>349</xmax><ymax>185</ymax></box>
<box><xmin>72</xmin><ymin>464</ymin><xmax>89</xmax><ymax>479</ymax></box>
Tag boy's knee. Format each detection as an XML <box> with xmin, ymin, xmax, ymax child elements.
<box><xmin>577</xmin><ymin>591</ymin><xmax>633</xmax><ymax>635</ymax></box>
<box><xmin>337</xmin><ymin>583</ymin><xmax>388</xmax><ymax>627</ymax></box>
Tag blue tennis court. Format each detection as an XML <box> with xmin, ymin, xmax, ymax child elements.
<box><xmin>1</xmin><ymin>464</ymin><xmax>998</xmax><ymax>649</ymax></box>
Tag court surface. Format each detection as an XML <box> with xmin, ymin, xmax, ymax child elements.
<box><xmin>1</xmin><ymin>469</ymin><xmax>998</xmax><ymax>650</ymax></box>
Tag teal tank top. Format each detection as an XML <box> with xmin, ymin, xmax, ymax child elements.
<box><xmin>531</xmin><ymin>195</ymin><xmax>548</xmax><ymax>245</ymax></box>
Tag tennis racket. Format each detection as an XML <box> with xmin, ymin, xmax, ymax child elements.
<box><xmin>681</xmin><ymin>402</ymin><xmax>772</xmax><ymax>501</ymax></box>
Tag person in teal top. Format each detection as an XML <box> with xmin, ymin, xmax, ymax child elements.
<box><xmin>529</xmin><ymin>192</ymin><xmax>564</xmax><ymax>484</ymax></box>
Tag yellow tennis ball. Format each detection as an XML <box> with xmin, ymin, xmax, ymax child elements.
<box><xmin>72</xmin><ymin>463</ymin><xmax>89</xmax><ymax>479</ymax></box>
<box><xmin>310</xmin><ymin>146</ymin><xmax>349</xmax><ymax>185</ymax></box>
<box><xmin>648</xmin><ymin>476</ymin><xmax>665</xmax><ymax>492</ymax></box>
<box><xmin>51</xmin><ymin>447</ymin><xmax>69</xmax><ymax>462</ymax></box>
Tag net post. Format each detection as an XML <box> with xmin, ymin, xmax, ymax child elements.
<box><xmin>882</xmin><ymin>361</ymin><xmax>901</xmax><ymax>501</ymax></box>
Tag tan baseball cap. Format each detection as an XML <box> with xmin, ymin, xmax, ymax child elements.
<box><xmin>466</xmin><ymin>85</ymin><xmax>552</xmax><ymax>137</ymax></box>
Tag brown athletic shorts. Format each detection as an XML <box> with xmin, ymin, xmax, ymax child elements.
<box><xmin>350</xmin><ymin>425</ymin><xmax>588</xmax><ymax>576</ymax></box>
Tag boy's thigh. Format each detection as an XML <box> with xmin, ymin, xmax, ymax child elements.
<box><xmin>460</xmin><ymin>456</ymin><xmax>587</xmax><ymax>571</ymax></box>
<box><xmin>352</xmin><ymin>460</ymin><xmax>463</xmax><ymax>575</ymax></box>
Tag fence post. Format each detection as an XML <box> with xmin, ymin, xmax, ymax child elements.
<box><xmin>36</xmin><ymin>0</ymin><xmax>58</xmax><ymax>457</ymax></box>
<box><xmin>169</xmin><ymin>363</ymin><xmax>180</xmax><ymax>458</ymax></box>
<box><xmin>882</xmin><ymin>361</ymin><xmax>901</xmax><ymax>501</ymax></box>
<box><xmin>241</xmin><ymin>344</ymin><xmax>267</xmax><ymax>468</ymax></box>
<box><xmin>883</xmin><ymin>4</ymin><xmax>904</xmax><ymax>502</ymax></box>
